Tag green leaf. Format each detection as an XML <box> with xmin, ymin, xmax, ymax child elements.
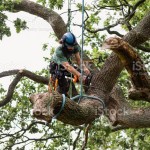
<box><xmin>13</xmin><ymin>18</ymin><xmax>27</xmax><ymax>33</ymax></box>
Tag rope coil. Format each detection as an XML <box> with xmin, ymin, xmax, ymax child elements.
<box><xmin>71</xmin><ymin>94</ymin><xmax>105</xmax><ymax>110</ymax></box>
<box><xmin>52</xmin><ymin>94</ymin><xmax>66</xmax><ymax>119</ymax></box>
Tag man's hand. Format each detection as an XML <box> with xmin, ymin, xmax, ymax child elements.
<box><xmin>83</xmin><ymin>67</ymin><xmax>90</xmax><ymax>75</ymax></box>
<box><xmin>75</xmin><ymin>52</ymin><xmax>91</xmax><ymax>75</ymax></box>
<box><xmin>62</xmin><ymin>61</ymin><xmax>81</xmax><ymax>77</ymax></box>
<box><xmin>78</xmin><ymin>75</ymin><xmax>87</xmax><ymax>84</ymax></box>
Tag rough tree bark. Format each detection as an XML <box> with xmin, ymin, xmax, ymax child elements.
<box><xmin>1</xmin><ymin>0</ymin><xmax>150</xmax><ymax>128</ymax></box>
<box><xmin>102</xmin><ymin>37</ymin><xmax>150</xmax><ymax>102</ymax></box>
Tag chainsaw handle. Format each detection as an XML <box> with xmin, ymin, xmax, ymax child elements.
<box><xmin>73</xmin><ymin>75</ymin><xmax>78</xmax><ymax>83</ymax></box>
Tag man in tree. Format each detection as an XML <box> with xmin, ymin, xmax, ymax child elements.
<box><xmin>49</xmin><ymin>32</ymin><xmax>90</xmax><ymax>95</ymax></box>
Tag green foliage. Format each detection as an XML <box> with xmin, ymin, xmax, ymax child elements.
<box><xmin>0</xmin><ymin>0</ymin><xmax>15</xmax><ymax>39</ymax></box>
<box><xmin>0</xmin><ymin>0</ymin><xmax>28</xmax><ymax>39</ymax></box>
<box><xmin>0</xmin><ymin>12</ymin><xmax>11</xmax><ymax>39</ymax></box>
<box><xmin>118</xmin><ymin>69</ymin><xmax>130</xmax><ymax>98</ymax></box>
<box><xmin>13</xmin><ymin>18</ymin><xmax>27</xmax><ymax>33</ymax></box>
<box><xmin>0</xmin><ymin>0</ymin><xmax>15</xmax><ymax>12</ymax></box>
<box><xmin>42</xmin><ymin>43</ymin><xmax>49</xmax><ymax>51</ymax></box>
<box><xmin>37</xmin><ymin>0</ymin><xmax>47</xmax><ymax>6</ymax></box>
<box><xmin>37</xmin><ymin>0</ymin><xmax>64</xmax><ymax>9</ymax></box>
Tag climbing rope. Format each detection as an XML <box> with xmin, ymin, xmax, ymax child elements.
<box><xmin>71</xmin><ymin>0</ymin><xmax>106</xmax><ymax>110</ymax></box>
<box><xmin>67</xmin><ymin>1</ymin><xmax>72</xmax><ymax>150</ymax></box>
<box><xmin>67</xmin><ymin>0</ymin><xmax>72</xmax><ymax>32</ymax></box>
<box><xmin>52</xmin><ymin>94</ymin><xmax>66</xmax><ymax>119</ymax></box>
<box><xmin>80</xmin><ymin>0</ymin><xmax>85</xmax><ymax>98</ymax></box>
<box><xmin>71</xmin><ymin>95</ymin><xmax>105</xmax><ymax>110</ymax></box>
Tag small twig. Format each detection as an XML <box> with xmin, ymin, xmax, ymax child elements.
<box><xmin>81</xmin><ymin>123</ymin><xmax>92</xmax><ymax>150</ymax></box>
<box><xmin>107</xmin><ymin>28</ymin><xmax>124</xmax><ymax>37</ymax></box>
<box><xmin>111</xmin><ymin>126</ymin><xmax>129</xmax><ymax>132</ymax></box>
<box><xmin>60</xmin><ymin>9</ymin><xmax>79</xmax><ymax>16</ymax></box>
<box><xmin>137</xmin><ymin>45</ymin><xmax>150</xmax><ymax>52</ymax></box>
<box><xmin>4</xmin><ymin>135</ymin><xmax>62</xmax><ymax>150</ymax></box>
<box><xmin>73</xmin><ymin>129</ymin><xmax>82</xmax><ymax>150</ymax></box>
<box><xmin>126</xmin><ymin>0</ymin><xmax>146</xmax><ymax>21</ymax></box>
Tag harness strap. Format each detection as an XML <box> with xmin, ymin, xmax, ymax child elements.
<box><xmin>54</xmin><ymin>78</ymin><xmax>58</xmax><ymax>91</ymax></box>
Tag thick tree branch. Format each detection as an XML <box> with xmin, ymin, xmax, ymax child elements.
<box><xmin>102</xmin><ymin>37</ymin><xmax>150</xmax><ymax>89</ymax></box>
<box><xmin>0</xmin><ymin>69</ymin><xmax>48</xmax><ymax>107</ymax></box>
<box><xmin>30</xmin><ymin>92</ymin><xmax>103</xmax><ymax>126</ymax></box>
<box><xmin>30</xmin><ymin>85</ymin><xmax>150</xmax><ymax>128</ymax></box>
<box><xmin>0</xmin><ymin>72</ymin><xmax>22</xmax><ymax>107</ymax></box>
<box><xmin>0</xmin><ymin>69</ymin><xmax>48</xmax><ymax>84</ymax></box>
<box><xmin>117</xmin><ymin>107</ymin><xmax>150</xmax><ymax>128</ymax></box>
<box><xmin>92</xmin><ymin>11</ymin><xmax>150</xmax><ymax>96</ymax></box>
<box><xmin>129</xmin><ymin>88</ymin><xmax>150</xmax><ymax>102</ymax></box>
<box><xmin>107</xmin><ymin>85</ymin><xmax>150</xmax><ymax>128</ymax></box>
<box><xmin>137</xmin><ymin>45</ymin><xmax>150</xmax><ymax>52</ymax></box>
<box><xmin>123</xmin><ymin>11</ymin><xmax>150</xmax><ymax>46</ymax></box>
<box><xmin>13</xmin><ymin>0</ymin><xmax>67</xmax><ymax>39</ymax></box>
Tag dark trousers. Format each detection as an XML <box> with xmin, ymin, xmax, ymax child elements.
<box><xmin>49</xmin><ymin>62</ymin><xmax>70</xmax><ymax>94</ymax></box>
<box><xmin>50</xmin><ymin>73</ymin><xmax>70</xmax><ymax>94</ymax></box>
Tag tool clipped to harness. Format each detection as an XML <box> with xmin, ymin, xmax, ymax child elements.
<box><xmin>84</xmin><ymin>74</ymin><xmax>93</xmax><ymax>92</ymax></box>
<box><xmin>84</xmin><ymin>74</ymin><xmax>93</xmax><ymax>87</ymax></box>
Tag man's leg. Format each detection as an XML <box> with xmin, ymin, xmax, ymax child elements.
<box><xmin>57</xmin><ymin>75</ymin><xmax>70</xmax><ymax>95</ymax></box>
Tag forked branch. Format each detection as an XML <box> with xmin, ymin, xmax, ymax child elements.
<box><xmin>102</xmin><ymin>37</ymin><xmax>150</xmax><ymax>101</ymax></box>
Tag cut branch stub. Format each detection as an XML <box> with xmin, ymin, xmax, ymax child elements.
<box><xmin>102</xmin><ymin>37</ymin><xmax>150</xmax><ymax>90</ymax></box>
<box><xmin>30</xmin><ymin>92</ymin><xmax>104</xmax><ymax>126</ymax></box>
<box><xmin>30</xmin><ymin>93</ymin><xmax>53</xmax><ymax>123</ymax></box>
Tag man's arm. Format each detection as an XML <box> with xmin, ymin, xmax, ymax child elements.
<box><xmin>62</xmin><ymin>61</ymin><xmax>81</xmax><ymax>77</ymax></box>
<box><xmin>75</xmin><ymin>52</ymin><xmax>90</xmax><ymax>75</ymax></box>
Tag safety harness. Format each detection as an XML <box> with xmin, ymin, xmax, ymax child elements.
<box><xmin>49</xmin><ymin>62</ymin><xmax>92</xmax><ymax>92</ymax></box>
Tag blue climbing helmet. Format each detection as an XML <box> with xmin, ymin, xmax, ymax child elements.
<box><xmin>62</xmin><ymin>32</ymin><xmax>77</xmax><ymax>47</ymax></box>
